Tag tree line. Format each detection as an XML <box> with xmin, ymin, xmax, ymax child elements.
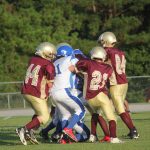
<box><xmin>0</xmin><ymin>0</ymin><xmax>150</xmax><ymax>82</ymax></box>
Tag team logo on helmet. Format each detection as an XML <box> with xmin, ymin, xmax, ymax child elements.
<box><xmin>57</xmin><ymin>43</ymin><xmax>73</xmax><ymax>57</ymax></box>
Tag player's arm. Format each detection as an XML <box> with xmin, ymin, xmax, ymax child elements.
<box><xmin>47</xmin><ymin>80</ymin><xmax>54</xmax><ymax>88</ymax></box>
<box><xmin>75</xmin><ymin>59</ymin><xmax>89</xmax><ymax>73</ymax></box>
<box><xmin>45</xmin><ymin>64</ymin><xmax>55</xmax><ymax>89</ymax></box>
<box><xmin>68</xmin><ymin>65</ymin><xmax>76</xmax><ymax>73</ymax></box>
<box><xmin>68</xmin><ymin>57</ymin><xmax>79</xmax><ymax>73</ymax></box>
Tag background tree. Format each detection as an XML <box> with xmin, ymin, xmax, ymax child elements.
<box><xmin>0</xmin><ymin>0</ymin><xmax>149</xmax><ymax>82</ymax></box>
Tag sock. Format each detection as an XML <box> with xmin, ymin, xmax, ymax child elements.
<box><xmin>75</xmin><ymin>122</ymin><xmax>90</xmax><ymax>139</ymax></box>
<box><xmin>98</xmin><ymin>115</ymin><xmax>110</xmax><ymax>136</ymax></box>
<box><xmin>32</xmin><ymin>114</ymin><xmax>37</xmax><ymax>120</ymax></box>
<box><xmin>120</xmin><ymin>112</ymin><xmax>134</xmax><ymax>129</ymax></box>
<box><xmin>67</xmin><ymin>114</ymin><xmax>80</xmax><ymax>129</ymax></box>
<box><xmin>109</xmin><ymin>120</ymin><xmax>116</xmax><ymax>138</ymax></box>
<box><xmin>76</xmin><ymin>133</ymin><xmax>85</xmax><ymax>142</ymax></box>
<box><xmin>52</xmin><ymin>121</ymin><xmax>63</xmax><ymax>135</ymax></box>
<box><xmin>91</xmin><ymin>113</ymin><xmax>98</xmax><ymax>135</ymax></box>
<box><xmin>43</xmin><ymin>121</ymin><xmax>56</xmax><ymax>133</ymax></box>
<box><xmin>25</xmin><ymin>117</ymin><xmax>40</xmax><ymax>130</ymax></box>
<box><xmin>82</xmin><ymin>123</ymin><xmax>90</xmax><ymax>138</ymax></box>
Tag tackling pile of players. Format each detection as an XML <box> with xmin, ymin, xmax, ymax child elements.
<box><xmin>16</xmin><ymin>31</ymin><xmax>139</xmax><ymax>145</ymax></box>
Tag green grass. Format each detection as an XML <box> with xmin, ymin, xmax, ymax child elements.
<box><xmin>0</xmin><ymin>112</ymin><xmax>150</xmax><ymax>150</ymax></box>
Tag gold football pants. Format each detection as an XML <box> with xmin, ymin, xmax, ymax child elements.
<box><xmin>110</xmin><ymin>83</ymin><xmax>128</xmax><ymax>114</ymax></box>
<box><xmin>88</xmin><ymin>92</ymin><xmax>116</xmax><ymax>121</ymax></box>
<box><xmin>23</xmin><ymin>94</ymin><xmax>49</xmax><ymax>124</ymax></box>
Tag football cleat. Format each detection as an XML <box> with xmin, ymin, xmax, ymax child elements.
<box><xmin>63</xmin><ymin>128</ymin><xmax>77</xmax><ymax>142</ymax></box>
<box><xmin>59</xmin><ymin>138</ymin><xmax>67</xmax><ymax>144</ymax></box>
<box><xmin>39</xmin><ymin>129</ymin><xmax>49</xmax><ymax>140</ymax></box>
<box><xmin>28</xmin><ymin>129</ymin><xmax>39</xmax><ymax>144</ymax></box>
<box><xmin>110</xmin><ymin>137</ymin><xmax>124</xmax><ymax>144</ymax></box>
<box><xmin>58</xmin><ymin>134</ymin><xmax>72</xmax><ymax>144</ymax></box>
<box><xmin>100</xmin><ymin>136</ymin><xmax>110</xmax><ymax>143</ymax></box>
<box><xmin>16</xmin><ymin>127</ymin><xmax>27</xmax><ymax>146</ymax></box>
<box><xmin>51</xmin><ymin>133</ymin><xmax>63</xmax><ymax>143</ymax></box>
<box><xmin>89</xmin><ymin>134</ymin><xmax>98</xmax><ymax>143</ymax></box>
<box><xmin>59</xmin><ymin>138</ymin><xmax>72</xmax><ymax>144</ymax></box>
<box><xmin>128</xmin><ymin>127</ymin><xmax>139</xmax><ymax>139</ymax></box>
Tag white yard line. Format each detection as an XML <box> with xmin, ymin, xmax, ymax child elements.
<box><xmin>3</xmin><ymin>116</ymin><xmax>12</xmax><ymax>120</ymax></box>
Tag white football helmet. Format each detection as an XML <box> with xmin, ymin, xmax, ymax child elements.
<box><xmin>98</xmin><ymin>32</ymin><xmax>117</xmax><ymax>47</ymax></box>
<box><xmin>90</xmin><ymin>46</ymin><xmax>106</xmax><ymax>61</ymax></box>
<box><xmin>35</xmin><ymin>42</ymin><xmax>56</xmax><ymax>61</ymax></box>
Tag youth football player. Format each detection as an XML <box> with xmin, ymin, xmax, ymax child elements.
<box><xmin>76</xmin><ymin>46</ymin><xmax>123</xmax><ymax>143</ymax></box>
<box><xmin>98</xmin><ymin>31</ymin><xmax>139</xmax><ymax>139</ymax></box>
<box><xmin>73</xmin><ymin>49</ymin><xmax>111</xmax><ymax>143</ymax></box>
<box><xmin>50</xmin><ymin>43</ymin><xmax>86</xmax><ymax>142</ymax></box>
<box><xmin>16</xmin><ymin>42</ymin><xmax>56</xmax><ymax>145</ymax></box>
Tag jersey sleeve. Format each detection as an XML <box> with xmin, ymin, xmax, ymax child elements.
<box><xmin>76</xmin><ymin>59</ymin><xmax>89</xmax><ymax>72</ymax></box>
<box><xmin>70</xmin><ymin>57</ymin><xmax>79</xmax><ymax>65</ymax></box>
<box><xmin>108</xmin><ymin>67</ymin><xmax>113</xmax><ymax>78</ymax></box>
<box><xmin>45</xmin><ymin>63</ymin><xmax>55</xmax><ymax>81</ymax></box>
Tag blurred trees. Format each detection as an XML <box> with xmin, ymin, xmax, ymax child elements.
<box><xmin>0</xmin><ymin>0</ymin><xmax>150</xmax><ymax>81</ymax></box>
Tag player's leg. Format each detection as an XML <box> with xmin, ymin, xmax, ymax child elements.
<box><xmin>99</xmin><ymin>92</ymin><xmax>124</xmax><ymax>143</ymax></box>
<box><xmin>88</xmin><ymin>93</ymin><xmax>111</xmax><ymax>143</ymax></box>
<box><xmin>89</xmin><ymin>92</ymin><xmax>123</xmax><ymax>143</ymax></box>
<box><xmin>74</xmin><ymin>121</ymin><xmax>90</xmax><ymax>142</ymax></box>
<box><xmin>110</xmin><ymin>84</ymin><xmax>139</xmax><ymax>139</ymax></box>
<box><xmin>62</xmin><ymin>88</ymin><xmax>86</xmax><ymax>142</ymax></box>
<box><xmin>51</xmin><ymin>89</ymin><xmax>76</xmax><ymax>142</ymax></box>
<box><xmin>89</xmin><ymin>113</ymin><xmax>98</xmax><ymax>142</ymax></box>
<box><xmin>76</xmin><ymin>90</ymin><xmax>98</xmax><ymax>142</ymax></box>
<box><xmin>97</xmin><ymin>114</ymin><xmax>110</xmax><ymax>142</ymax></box>
<box><xmin>23</xmin><ymin>94</ymin><xmax>49</xmax><ymax>144</ymax></box>
<box><xmin>16</xmin><ymin>95</ymin><xmax>37</xmax><ymax>145</ymax></box>
<box><xmin>40</xmin><ymin>107</ymin><xmax>59</xmax><ymax>141</ymax></box>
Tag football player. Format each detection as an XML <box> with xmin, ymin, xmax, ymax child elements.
<box><xmin>73</xmin><ymin>49</ymin><xmax>111</xmax><ymax>143</ymax></box>
<box><xmin>50</xmin><ymin>43</ymin><xmax>86</xmax><ymax>142</ymax></box>
<box><xmin>98</xmin><ymin>31</ymin><xmax>139</xmax><ymax>139</ymax></box>
<box><xmin>16</xmin><ymin>42</ymin><xmax>56</xmax><ymax>145</ymax></box>
<box><xmin>40</xmin><ymin>49</ymin><xmax>90</xmax><ymax>144</ymax></box>
<box><xmin>76</xmin><ymin>46</ymin><xmax>123</xmax><ymax>143</ymax></box>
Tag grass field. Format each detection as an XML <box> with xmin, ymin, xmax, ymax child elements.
<box><xmin>0</xmin><ymin>112</ymin><xmax>150</xmax><ymax>150</ymax></box>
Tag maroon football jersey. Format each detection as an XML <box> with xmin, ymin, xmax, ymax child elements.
<box><xmin>105</xmin><ymin>47</ymin><xmax>128</xmax><ymax>84</ymax></box>
<box><xmin>76</xmin><ymin>59</ymin><xmax>113</xmax><ymax>100</ymax></box>
<box><xmin>22</xmin><ymin>56</ymin><xmax>55</xmax><ymax>99</ymax></box>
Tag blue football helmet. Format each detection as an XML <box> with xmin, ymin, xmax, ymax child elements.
<box><xmin>57</xmin><ymin>43</ymin><xmax>73</xmax><ymax>57</ymax></box>
<box><xmin>73</xmin><ymin>49</ymin><xmax>84</xmax><ymax>55</ymax></box>
<box><xmin>73</xmin><ymin>49</ymin><xmax>87</xmax><ymax>58</ymax></box>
